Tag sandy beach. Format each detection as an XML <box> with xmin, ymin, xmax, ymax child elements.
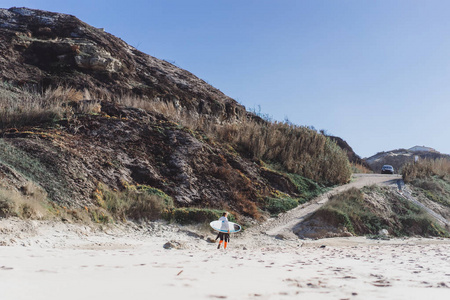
<box><xmin>1</xmin><ymin>218</ymin><xmax>449</xmax><ymax>300</ymax></box>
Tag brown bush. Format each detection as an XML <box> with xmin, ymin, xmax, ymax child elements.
<box><xmin>211</xmin><ymin>121</ymin><xmax>351</xmax><ymax>185</ymax></box>
<box><xmin>1</xmin><ymin>85</ymin><xmax>352</xmax><ymax>186</ymax></box>
<box><xmin>0</xmin><ymin>85</ymin><xmax>97</xmax><ymax>129</ymax></box>
<box><xmin>113</xmin><ymin>92</ymin><xmax>351</xmax><ymax>185</ymax></box>
<box><xmin>402</xmin><ymin>158</ymin><xmax>450</xmax><ymax>182</ymax></box>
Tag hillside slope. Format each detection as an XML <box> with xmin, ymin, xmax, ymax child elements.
<box><xmin>0</xmin><ymin>7</ymin><xmax>352</xmax><ymax>223</ymax></box>
<box><xmin>0</xmin><ymin>7</ymin><xmax>244</xmax><ymax>121</ymax></box>
<box><xmin>365</xmin><ymin>146</ymin><xmax>450</xmax><ymax>174</ymax></box>
<box><xmin>327</xmin><ymin>135</ymin><xmax>371</xmax><ymax>170</ymax></box>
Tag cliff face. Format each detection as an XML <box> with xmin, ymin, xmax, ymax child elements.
<box><xmin>0</xmin><ymin>7</ymin><xmax>244</xmax><ymax>121</ymax></box>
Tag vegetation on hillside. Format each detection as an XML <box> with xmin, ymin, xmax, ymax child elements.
<box><xmin>305</xmin><ymin>187</ymin><xmax>448</xmax><ymax>237</ymax></box>
<box><xmin>116</xmin><ymin>94</ymin><xmax>352</xmax><ymax>186</ymax></box>
<box><xmin>402</xmin><ymin>158</ymin><xmax>450</xmax><ymax>182</ymax></box>
<box><xmin>402</xmin><ymin>158</ymin><xmax>450</xmax><ymax>208</ymax></box>
<box><xmin>1</xmin><ymin>85</ymin><xmax>351</xmax><ymax>186</ymax></box>
<box><xmin>351</xmin><ymin>163</ymin><xmax>373</xmax><ymax>174</ymax></box>
<box><xmin>259</xmin><ymin>166</ymin><xmax>326</xmax><ymax>217</ymax></box>
<box><xmin>0</xmin><ymin>84</ymin><xmax>351</xmax><ymax>223</ymax></box>
<box><xmin>0</xmin><ymin>180</ymin><xmax>236</xmax><ymax>225</ymax></box>
<box><xmin>0</xmin><ymin>83</ymin><xmax>99</xmax><ymax>129</ymax></box>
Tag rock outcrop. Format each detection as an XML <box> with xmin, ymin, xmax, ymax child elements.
<box><xmin>0</xmin><ymin>7</ymin><xmax>245</xmax><ymax>121</ymax></box>
<box><xmin>0</xmin><ymin>7</ymin><xmax>336</xmax><ymax>220</ymax></box>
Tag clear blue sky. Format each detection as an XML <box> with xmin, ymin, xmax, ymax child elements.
<box><xmin>3</xmin><ymin>0</ymin><xmax>450</xmax><ymax>157</ymax></box>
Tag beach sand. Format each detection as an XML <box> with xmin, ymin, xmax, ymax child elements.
<box><xmin>1</xmin><ymin>218</ymin><xmax>449</xmax><ymax>300</ymax></box>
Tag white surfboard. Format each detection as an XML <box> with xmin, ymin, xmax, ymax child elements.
<box><xmin>210</xmin><ymin>220</ymin><xmax>242</xmax><ymax>233</ymax></box>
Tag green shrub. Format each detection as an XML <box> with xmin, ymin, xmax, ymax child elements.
<box><xmin>135</xmin><ymin>185</ymin><xmax>174</xmax><ymax>207</ymax></box>
<box><xmin>411</xmin><ymin>177</ymin><xmax>450</xmax><ymax>207</ymax></box>
<box><xmin>286</xmin><ymin>172</ymin><xmax>325</xmax><ymax>200</ymax></box>
<box><xmin>312</xmin><ymin>208</ymin><xmax>355</xmax><ymax>234</ymax></box>
<box><xmin>0</xmin><ymin>140</ymin><xmax>71</xmax><ymax>204</ymax></box>
<box><xmin>88</xmin><ymin>207</ymin><xmax>113</xmax><ymax>224</ymax></box>
<box><xmin>263</xmin><ymin>196</ymin><xmax>298</xmax><ymax>216</ymax></box>
<box><xmin>360</xmin><ymin>214</ymin><xmax>386</xmax><ymax>234</ymax></box>
<box><xmin>259</xmin><ymin>165</ymin><xmax>326</xmax><ymax>215</ymax></box>
<box><xmin>399</xmin><ymin>215</ymin><xmax>448</xmax><ymax>237</ymax></box>
<box><xmin>127</xmin><ymin>193</ymin><xmax>168</xmax><ymax>221</ymax></box>
<box><xmin>95</xmin><ymin>183</ymin><xmax>174</xmax><ymax>221</ymax></box>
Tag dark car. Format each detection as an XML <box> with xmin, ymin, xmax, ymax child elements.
<box><xmin>381</xmin><ymin>165</ymin><xmax>394</xmax><ymax>174</ymax></box>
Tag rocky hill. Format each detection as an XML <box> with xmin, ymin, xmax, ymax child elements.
<box><xmin>0</xmin><ymin>7</ymin><xmax>245</xmax><ymax>121</ymax></box>
<box><xmin>365</xmin><ymin>146</ymin><xmax>450</xmax><ymax>174</ymax></box>
<box><xmin>0</xmin><ymin>7</ymin><xmax>353</xmax><ymax>223</ymax></box>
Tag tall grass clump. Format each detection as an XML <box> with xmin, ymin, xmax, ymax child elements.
<box><xmin>0</xmin><ymin>84</ymin><xmax>98</xmax><ymax>129</ymax></box>
<box><xmin>94</xmin><ymin>183</ymin><xmax>236</xmax><ymax>224</ymax></box>
<box><xmin>351</xmin><ymin>163</ymin><xmax>372</xmax><ymax>174</ymax></box>
<box><xmin>2</xmin><ymin>84</ymin><xmax>351</xmax><ymax>186</ymax></box>
<box><xmin>214</xmin><ymin>121</ymin><xmax>352</xmax><ymax>185</ymax></box>
<box><xmin>402</xmin><ymin>158</ymin><xmax>450</xmax><ymax>182</ymax></box>
<box><xmin>113</xmin><ymin>93</ymin><xmax>352</xmax><ymax>186</ymax></box>
<box><xmin>402</xmin><ymin>158</ymin><xmax>450</xmax><ymax>207</ymax></box>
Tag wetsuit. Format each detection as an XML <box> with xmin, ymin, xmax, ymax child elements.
<box><xmin>217</xmin><ymin>216</ymin><xmax>230</xmax><ymax>249</ymax></box>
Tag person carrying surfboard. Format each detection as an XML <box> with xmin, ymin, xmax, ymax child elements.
<box><xmin>216</xmin><ymin>212</ymin><xmax>230</xmax><ymax>249</ymax></box>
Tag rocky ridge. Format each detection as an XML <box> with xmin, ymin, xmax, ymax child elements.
<box><xmin>0</xmin><ymin>7</ymin><xmax>329</xmax><ymax>220</ymax></box>
<box><xmin>0</xmin><ymin>7</ymin><xmax>245</xmax><ymax>121</ymax></box>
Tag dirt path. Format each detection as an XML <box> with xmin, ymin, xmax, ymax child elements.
<box><xmin>240</xmin><ymin>174</ymin><xmax>401</xmax><ymax>240</ymax></box>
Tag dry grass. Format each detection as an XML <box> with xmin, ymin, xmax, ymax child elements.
<box><xmin>402</xmin><ymin>158</ymin><xmax>450</xmax><ymax>208</ymax></box>
<box><xmin>1</xmin><ymin>84</ymin><xmax>352</xmax><ymax>186</ymax></box>
<box><xmin>0</xmin><ymin>84</ymin><xmax>99</xmax><ymax>129</ymax></box>
<box><xmin>402</xmin><ymin>158</ymin><xmax>450</xmax><ymax>182</ymax></box>
<box><xmin>351</xmin><ymin>163</ymin><xmax>373</xmax><ymax>174</ymax></box>
<box><xmin>115</xmin><ymin>94</ymin><xmax>351</xmax><ymax>185</ymax></box>
<box><xmin>211</xmin><ymin>121</ymin><xmax>352</xmax><ymax>185</ymax></box>
<box><xmin>0</xmin><ymin>183</ymin><xmax>48</xmax><ymax>219</ymax></box>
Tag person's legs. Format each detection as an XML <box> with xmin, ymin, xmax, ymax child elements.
<box><xmin>224</xmin><ymin>233</ymin><xmax>229</xmax><ymax>249</ymax></box>
<box><xmin>218</xmin><ymin>233</ymin><xmax>224</xmax><ymax>249</ymax></box>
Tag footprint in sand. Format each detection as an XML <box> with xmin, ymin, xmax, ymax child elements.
<box><xmin>36</xmin><ymin>269</ymin><xmax>58</xmax><ymax>273</ymax></box>
<box><xmin>370</xmin><ymin>273</ymin><xmax>391</xmax><ymax>287</ymax></box>
<box><xmin>372</xmin><ymin>279</ymin><xmax>391</xmax><ymax>287</ymax></box>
